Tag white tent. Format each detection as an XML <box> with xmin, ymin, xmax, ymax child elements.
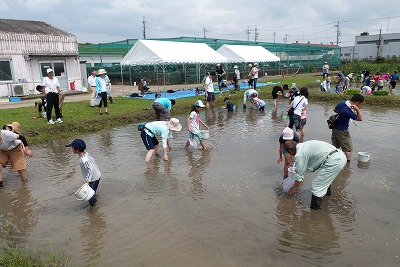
<box><xmin>217</xmin><ymin>44</ymin><xmax>280</xmax><ymax>63</ymax></box>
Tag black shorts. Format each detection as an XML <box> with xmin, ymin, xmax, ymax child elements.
<box><xmin>390</xmin><ymin>81</ymin><xmax>397</xmax><ymax>89</ymax></box>
<box><xmin>272</xmin><ymin>92</ymin><xmax>279</xmax><ymax>99</ymax></box>
<box><xmin>141</xmin><ymin>130</ymin><xmax>159</xmax><ymax>150</ymax></box>
<box><xmin>206</xmin><ymin>92</ymin><xmax>216</xmax><ymax>102</ymax></box>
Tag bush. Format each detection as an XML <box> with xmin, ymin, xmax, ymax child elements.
<box><xmin>346</xmin><ymin>90</ymin><xmax>360</xmax><ymax>95</ymax></box>
<box><xmin>372</xmin><ymin>90</ymin><xmax>389</xmax><ymax>96</ymax></box>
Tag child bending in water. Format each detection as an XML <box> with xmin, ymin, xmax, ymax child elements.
<box><xmin>185</xmin><ymin>100</ymin><xmax>208</xmax><ymax>150</ymax></box>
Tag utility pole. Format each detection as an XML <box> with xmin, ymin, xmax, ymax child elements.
<box><xmin>246</xmin><ymin>26</ymin><xmax>251</xmax><ymax>42</ymax></box>
<box><xmin>334</xmin><ymin>20</ymin><xmax>340</xmax><ymax>46</ymax></box>
<box><xmin>283</xmin><ymin>34</ymin><xmax>288</xmax><ymax>44</ymax></box>
<box><xmin>254</xmin><ymin>26</ymin><xmax>259</xmax><ymax>42</ymax></box>
<box><xmin>272</xmin><ymin>32</ymin><xmax>277</xmax><ymax>43</ymax></box>
<box><xmin>142</xmin><ymin>16</ymin><xmax>147</xmax><ymax>39</ymax></box>
<box><xmin>203</xmin><ymin>27</ymin><xmax>207</xmax><ymax>38</ymax></box>
<box><xmin>377</xmin><ymin>26</ymin><xmax>382</xmax><ymax>58</ymax></box>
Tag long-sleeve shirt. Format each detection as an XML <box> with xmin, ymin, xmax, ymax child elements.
<box><xmin>144</xmin><ymin>121</ymin><xmax>170</xmax><ymax>148</ymax></box>
<box><xmin>294</xmin><ymin>141</ymin><xmax>338</xmax><ymax>182</ymax></box>
<box><xmin>0</xmin><ymin>130</ymin><xmax>19</xmax><ymax>151</ymax></box>
<box><xmin>79</xmin><ymin>151</ymin><xmax>101</xmax><ymax>182</ymax></box>
<box><xmin>243</xmin><ymin>89</ymin><xmax>258</xmax><ymax>104</ymax></box>
<box><xmin>155</xmin><ymin>98</ymin><xmax>172</xmax><ymax>110</ymax></box>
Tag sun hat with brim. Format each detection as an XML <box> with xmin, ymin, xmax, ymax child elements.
<box><xmin>194</xmin><ymin>100</ymin><xmax>205</xmax><ymax>108</ymax></box>
<box><xmin>46</xmin><ymin>68</ymin><xmax>54</xmax><ymax>74</ymax></box>
<box><xmin>65</xmin><ymin>139</ymin><xmax>86</xmax><ymax>151</ymax></box>
<box><xmin>7</xmin><ymin>122</ymin><xmax>21</xmax><ymax>134</ymax></box>
<box><xmin>327</xmin><ymin>77</ymin><xmax>331</xmax><ymax>82</ymax></box>
<box><xmin>97</xmin><ymin>69</ymin><xmax>107</xmax><ymax>75</ymax></box>
<box><xmin>168</xmin><ymin>118</ymin><xmax>182</xmax><ymax>132</ymax></box>
<box><xmin>234</xmin><ymin>65</ymin><xmax>238</xmax><ymax>69</ymax></box>
<box><xmin>282</xmin><ymin>127</ymin><xmax>294</xmax><ymax>140</ymax></box>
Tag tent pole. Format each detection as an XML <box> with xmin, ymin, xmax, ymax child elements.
<box><xmin>157</xmin><ymin>66</ymin><xmax>160</xmax><ymax>93</ymax></box>
<box><xmin>183</xmin><ymin>63</ymin><xmax>187</xmax><ymax>89</ymax></box>
<box><xmin>163</xmin><ymin>64</ymin><xmax>166</xmax><ymax>97</ymax></box>
<box><xmin>120</xmin><ymin>65</ymin><xmax>124</xmax><ymax>96</ymax></box>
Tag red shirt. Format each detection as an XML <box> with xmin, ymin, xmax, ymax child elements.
<box><xmin>372</xmin><ymin>74</ymin><xmax>381</xmax><ymax>81</ymax></box>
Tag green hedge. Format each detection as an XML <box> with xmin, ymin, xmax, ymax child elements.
<box><xmin>372</xmin><ymin>90</ymin><xmax>389</xmax><ymax>96</ymax></box>
<box><xmin>346</xmin><ymin>90</ymin><xmax>360</xmax><ymax>95</ymax></box>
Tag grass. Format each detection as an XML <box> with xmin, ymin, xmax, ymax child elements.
<box><xmin>1</xmin><ymin>75</ymin><xmax>400</xmax><ymax>145</ymax></box>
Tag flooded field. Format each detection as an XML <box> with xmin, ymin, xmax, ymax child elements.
<box><xmin>1</xmin><ymin>100</ymin><xmax>399</xmax><ymax>266</ymax></box>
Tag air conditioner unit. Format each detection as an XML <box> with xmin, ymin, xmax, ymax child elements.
<box><xmin>11</xmin><ymin>84</ymin><xmax>29</xmax><ymax>96</ymax></box>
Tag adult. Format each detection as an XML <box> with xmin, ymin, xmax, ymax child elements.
<box><xmin>0</xmin><ymin>129</ymin><xmax>27</xmax><ymax>187</ymax></box>
<box><xmin>233</xmin><ymin>65</ymin><xmax>240</xmax><ymax>90</ymax></box>
<box><xmin>252</xmin><ymin>63</ymin><xmax>259</xmax><ymax>90</ymax></box>
<box><xmin>42</xmin><ymin>68</ymin><xmax>62</xmax><ymax>124</ymax></box>
<box><xmin>322</xmin><ymin>62</ymin><xmax>329</xmax><ymax>79</ymax></box>
<box><xmin>105</xmin><ymin>73</ymin><xmax>113</xmax><ymax>104</ymax></box>
<box><xmin>142</xmin><ymin>79</ymin><xmax>150</xmax><ymax>92</ymax></box>
<box><xmin>277</xmin><ymin>127</ymin><xmax>300</xmax><ymax>178</ymax></box>
<box><xmin>243</xmin><ymin>89</ymin><xmax>258</xmax><ymax>109</ymax></box>
<box><xmin>389</xmin><ymin>70</ymin><xmax>399</xmax><ymax>95</ymax></box>
<box><xmin>337</xmin><ymin>71</ymin><xmax>345</xmax><ymax>82</ymax></box>
<box><xmin>288</xmin><ymin>87</ymin><xmax>308</xmax><ymax>136</ymax></box>
<box><xmin>204</xmin><ymin>72</ymin><xmax>216</xmax><ymax>109</ymax></box>
<box><xmin>247</xmin><ymin>64</ymin><xmax>255</xmax><ymax>88</ymax></box>
<box><xmin>320</xmin><ymin>77</ymin><xmax>331</xmax><ymax>92</ymax></box>
<box><xmin>331</xmin><ymin>94</ymin><xmax>364</xmax><ymax>162</ymax></box>
<box><xmin>8</xmin><ymin>122</ymin><xmax>33</xmax><ymax>158</ymax></box>
<box><xmin>284</xmin><ymin>140</ymin><xmax>347</xmax><ymax>210</ymax></box>
<box><xmin>152</xmin><ymin>97</ymin><xmax>176</xmax><ymax>121</ymax></box>
<box><xmin>96</xmin><ymin>69</ymin><xmax>109</xmax><ymax>115</ymax></box>
<box><xmin>272</xmin><ymin>85</ymin><xmax>284</xmax><ymax>108</ymax></box>
<box><xmin>140</xmin><ymin>118</ymin><xmax>182</xmax><ymax>162</ymax></box>
<box><xmin>215</xmin><ymin>64</ymin><xmax>226</xmax><ymax>90</ymax></box>
<box><xmin>88</xmin><ymin>70</ymin><xmax>97</xmax><ymax>107</ymax></box>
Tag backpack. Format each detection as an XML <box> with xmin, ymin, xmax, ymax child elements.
<box><xmin>137</xmin><ymin>122</ymin><xmax>147</xmax><ymax>131</ymax></box>
<box><xmin>327</xmin><ymin>106</ymin><xmax>347</xmax><ymax>129</ymax></box>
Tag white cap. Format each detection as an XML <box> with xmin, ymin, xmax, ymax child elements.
<box><xmin>194</xmin><ymin>100</ymin><xmax>206</xmax><ymax>107</ymax></box>
<box><xmin>46</xmin><ymin>68</ymin><xmax>54</xmax><ymax>74</ymax></box>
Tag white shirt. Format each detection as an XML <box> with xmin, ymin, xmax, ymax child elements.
<box><xmin>88</xmin><ymin>75</ymin><xmax>96</xmax><ymax>87</ymax></box>
<box><xmin>323</xmin><ymin>64</ymin><xmax>329</xmax><ymax>72</ymax></box>
<box><xmin>99</xmin><ymin>77</ymin><xmax>107</xmax><ymax>92</ymax></box>
<box><xmin>205</xmin><ymin>77</ymin><xmax>214</xmax><ymax>92</ymax></box>
<box><xmin>292</xmin><ymin>96</ymin><xmax>308</xmax><ymax>116</ymax></box>
<box><xmin>43</xmin><ymin>77</ymin><xmax>60</xmax><ymax>94</ymax></box>
<box><xmin>252</xmin><ymin>67</ymin><xmax>259</xmax><ymax>78</ymax></box>
<box><xmin>235</xmin><ymin>69</ymin><xmax>240</xmax><ymax>80</ymax></box>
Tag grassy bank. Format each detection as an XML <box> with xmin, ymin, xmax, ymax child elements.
<box><xmin>1</xmin><ymin>75</ymin><xmax>400</xmax><ymax>145</ymax></box>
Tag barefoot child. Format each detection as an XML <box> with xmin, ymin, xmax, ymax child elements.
<box><xmin>65</xmin><ymin>139</ymin><xmax>101</xmax><ymax>206</ymax></box>
<box><xmin>185</xmin><ymin>100</ymin><xmax>208</xmax><ymax>150</ymax></box>
<box><xmin>252</xmin><ymin>93</ymin><xmax>266</xmax><ymax>111</ymax></box>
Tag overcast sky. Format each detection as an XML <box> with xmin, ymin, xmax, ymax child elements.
<box><xmin>1</xmin><ymin>0</ymin><xmax>400</xmax><ymax>47</ymax></box>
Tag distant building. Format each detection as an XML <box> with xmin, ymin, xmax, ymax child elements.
<box><xmin>341</xmin><ymin>32</ymin><xmax>400</xmax><ymax>61</ymax></box>
<box><xmin>0</xmin><ymin>18</ymin><xmax>81</xmax><ymax>97</ymax></box>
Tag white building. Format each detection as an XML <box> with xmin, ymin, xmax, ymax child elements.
<box><xmin>0</xmin><ymin>19</ymin><xmax>82</xmax><ymax>97</ymax></box>
<box><xmin>341</xmin><ymin>32</ymin><xmax>400</xmax><ymax>61</ymax></box>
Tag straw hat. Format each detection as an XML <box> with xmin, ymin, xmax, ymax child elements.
<box><xmin>216</xmin><ymin>63</ymin><xmax>221</xmax><ymax>67</ymax></box>
<box><xmin>97</xmin><ymin>69</ymin><xmax>107</xmax><ymax>75</ymax></box>
<box><xmin>168</xmin><ymin>118</ymin><xmax>182</xmax><ymax>132</ymax></box>
<box><xmin>326</xmin><ymin>77</ymin><xmax>331</xmax><ymax>82</ymax></box>
<box><xmin>8</xmin><ymin>121</ymin><xmax>21</xmax><ymax>134</ymax></box>
<box><xmin>248</xmin><ymin>64</ymin><xmax>252</xmax><ymax>68</ymax></box>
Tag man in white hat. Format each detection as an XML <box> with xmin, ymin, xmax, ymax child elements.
<box><xmin>88</xmin><ymin>70</ymin><xmax>97</xmax><ymax>106</ymax></box>
<box><xmin>277</xmin><ymin>127</ymin><xmax>300</xmax><ymax>178</ymax></box>
<box><xmin>322</xmin><ymin>62</ymin><xmax>329</xmax><ymax>79</ymax></box>
<box><xmin>252</xmin><ymin>63</ymin><xmax>259</xmax><ymax>90</ymax></box>
<box><xmin>233</xmin><ymin>65</ymin><xmax>240</xmax><ymax>90</ymax></box>
<box><xmin>42</xmin><ymin>68</ymin><xmax>63</xmax><ymax>124</ymax></box>
<box><xmin>140</xmin><ymin>118</ymin><xmax>182</xmax><ymax>162</ymax></box>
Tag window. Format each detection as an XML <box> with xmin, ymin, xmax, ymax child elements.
<box><xmin>0</xmin><ymin>60</ymin><xmax>13</xmax><ymax>81</ymax></box>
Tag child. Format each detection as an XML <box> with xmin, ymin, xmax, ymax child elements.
<box><xmin>35</xmin><ymin>85</ymin><xmax>47</xmax><ymax>118</ymax></box>
<box><xmin>252</xmin><ymin>93</ymin><xmax>266</xmax><ymax>111</ymax></box>
<box><xmin>65</xmin><ymin>139</ymin><xmax>101</xmax><ymax>206</ymax></box>
<box><xmin>335</xmin><ymin>81</ymin><xmax>343</xmax><ymax>94</ymax></box>
<box><xmin>224</xmin><ymin>97</ymin><xmax>235</xmax><ymax>111</ymax></box>
<box><xmin>185</xmin><ymin>100</ymin><xmax>208</xmax><ymax>150</ymax></box>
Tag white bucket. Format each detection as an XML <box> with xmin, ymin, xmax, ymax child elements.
<box><xmin>202</xmin><ymin>130</ymin><xmax>210</xmax><ymax>140</ymax></box>
<box><xmin>282</xmin><ymin>177</ymin><xmax>295</xmax><ymax>193</ymax></box>
<box><xmin>358</xmin><ymin>152</ymin><xmax>371</xmax><ymax>163</ymax></box>
<box><xmin>288</xmin><ymin>166</ymin><xmax>296</xmax><ymax>179</ymax></box>
<box><xmin>74</xmin><ymin>183</ymin><xmax>95</xmax><ymax>201</ymax></box>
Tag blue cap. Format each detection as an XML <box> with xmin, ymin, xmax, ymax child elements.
<box><xmin>65</xmin><ymin>139</ymin><xmax>86</xmax><ymax>151</ymax></box>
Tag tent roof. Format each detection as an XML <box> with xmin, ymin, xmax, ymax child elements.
<box><xmin>121</xmin><ymin>39</ymin><xmax>227</xmax><ymax>66</ymax></box>
<box><xmin>217</xmin><ymin>44</ymin><xmax>280</xmax><ymax>63</ymax></box>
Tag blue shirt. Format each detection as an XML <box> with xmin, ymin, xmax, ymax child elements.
<box><xmin>226</xmin><ymin>100</ymin><xmax>234</xmax><ymax>111</ymax></box>
<box><xmin>155</xmin><ymin>98</ymin><xmax>172</xmax><ymax>110</ymax></box>
<box><xmin>390</xmin><ymin>73</ymin><xmax>399</xmax><ymax>81</ymax></box>
<box><xmin>334</xmin><ymin>101</ymin><xmax>357</xmax><ymax>131</ymax></box>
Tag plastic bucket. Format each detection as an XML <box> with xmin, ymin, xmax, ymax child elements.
<box><xmin>358</xmin><ymin>152</ymin><xmax>371</xmax><ymax>163</ymax></box>
<box><xmin>18</xmin><ymin>78</ymin><xmax>25</xmax><ymax>84</ymax></box>
<box><xmin>74</xmin><ymin>183</ymin><xmax>95</xmax><ymax>201</ymax></box>
<box><xmin>288</xmin><ymin>166</ymin><xmax>296</xmax><ymax>179</ymax></box>
<box><xmin>282</xmin><ymin>177</ymin><xmax>295</xmax><ymax>193</ymax></box>
<box><xmin>202</xmin><ymin>130</ymin><xmax>210</xmax><ymax>140</ymax></box>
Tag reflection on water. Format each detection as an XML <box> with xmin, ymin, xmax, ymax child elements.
<box><xmin>0</xmin><ymin>102</ymin><xmax>399</xmax><ymax>266</ymax></box>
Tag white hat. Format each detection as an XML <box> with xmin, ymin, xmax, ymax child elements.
<box><xmin>98</xmin><ymin>69</ymin><xmax>107</xmax><ymax>75</ymax></box>
<box><xmin>254</xmin><ymin>63</ymin><xmax>258</xmax><ymax>66</ymax></box>
<box><xmin>282</xmin><ymin>127</ymin><xmax>294</xmax><ymax>140</ymax></box>
<box><xmin>168</xmin><ymin>118</ymin><xmax>182</xmax><ymax>132</ymax></box>
<box><xmin>194</xmin><ymin>100</ymin><xmax>205</xmax><ymax>107</ymax></box>
<box><xmin>234</xmin><ymin>65</ymin><xmax>238</xmax><ymax>69</ymax></box>
<box><xmin>46</xmin><ymin>68</ymin><xmax>54</xmax><ymax>74</ymax></box>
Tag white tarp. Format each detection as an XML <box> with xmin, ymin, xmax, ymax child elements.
<box><xmin>217</xmin><ymin>44</ymin><xmax>280</xmax><ymax>63</ymax></box>
<box><xmin>121</xmin><ymin>39</ymin><xmax>227</xmax><ymax>66</ymax></box>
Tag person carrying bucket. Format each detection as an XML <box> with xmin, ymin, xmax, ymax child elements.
<box><xmin>185</xmin><ymin>100</ymin><xmax>209</xmax><ymax>150</ymax></box>
<box><xmin>283</xmin><ymin>140</ymin><xmax>347</xmax><ymax>210</ymax></box>
<box><xmin>65</xmin><ymin>139</ymin><xmax>101</xmax><ymax>206</ymax></box>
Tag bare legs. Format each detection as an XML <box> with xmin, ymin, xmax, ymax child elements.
<box><xmin>0</xmin><ymin>164</ymin><xmax>27</xmax><ymax>183</ymax></box>
<box><xmin>145</xmin><ymin>145</ymin><xmax>160</xmax><ymax>163</ymax></box>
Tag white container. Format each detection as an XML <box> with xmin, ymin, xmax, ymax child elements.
<box><xmin>74</xmin><ymin>183</ymin><xmax>95</xmax><ymax>201</ymax></box>
<box><xmin>358</xmin><ymin>152</ymin><xmax>371</xmax><ymax>163</ymax></box>
<box><xmin>202</xmin><ymin>130</ymin><xmax>210</xmax><ymax>139</ymax></box>
<box><xmin>282</xmin><ymin>177</ymin><xmax>295</xmax><ymax>193</ymax></box>
<box><xmin>288</xmin><ymin>166</ymin><xmax>296</xmax><ymax>179</ymax></box>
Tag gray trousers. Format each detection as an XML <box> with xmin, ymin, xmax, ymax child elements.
<box><xmin>152</xmin><ymin>101</ymin><xmax>170</xmax><ymax>120</ymax></box>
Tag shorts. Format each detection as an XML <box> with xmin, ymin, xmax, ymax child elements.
<box><xmin>272</xmin><ymin>93</ymin><xmax>279</xmax><ymax>99</ymax></box>
<box><xmin>300</xmin><ymin>118</ymin><xmax>307</xmax><ymax>127</ymax></box>
<box><xmin>190</xmin><ymin>132</ymin><xmax>204</xmax><ymax>142</ymax></box>
<box><xmin>141</xmin><ymin>130</ymin><xmax>159</xmax><ymax>150</ymax></box>
<box><xmin>331</xmin><ymin>128</ymin><xmax>353</xmax><ymax>152</ymax></box>
<box><xmin>390</xmin><ymin>81</ymin><xmax>396</xmax><ymax>89</ymax></box>
<box><xmin>0</xmin><ymin>145</ymin><xmax>27</xmax><ymax>171</ymax></box>
<box><xmin>206</xmin><ymin>92</ymin><xmax>216</xmax><ymax>102</ymax></box>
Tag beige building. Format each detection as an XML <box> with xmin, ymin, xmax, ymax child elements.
<box><xmin>0</xmin><ymin>18</ymin><xmax>81</xmax><ymax>97</ymax></box>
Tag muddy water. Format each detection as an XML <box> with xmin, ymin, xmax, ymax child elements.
<box><xmin>1</xmin><ymin>100</ymin><xmax>399</xmax><ymax>266</ymax></box>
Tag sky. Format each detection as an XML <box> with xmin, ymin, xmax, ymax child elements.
<box><xmin>1</xmin><ymin>0</ymin><xmax>400</xmax><ymax>47</ymax></box>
